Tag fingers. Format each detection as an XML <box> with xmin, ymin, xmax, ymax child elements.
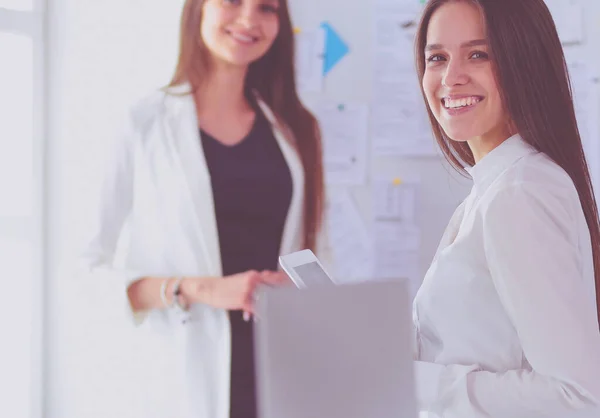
<box><xmin>259</xmin><ymin>270</ymin><xmax>288</xmax><ymax>286</ymax></box>
<box><xmin>246</xmin><ymin>270</ymin><xmax>261</xmax><ymax>282</ymax></box>
<box><xmin>243</xmin><ymin>275</ymin><xmax>258</xmax><ymax>315</ymax></box>
<box><xmin>242</xmin><ymin>297</ymin><xmax>255</xmax><ymax>322</ymax></box>
<box><xmin>238</xmin><ymin>270</ymin><xmax>283</xmax><ymax>321</ymax></box>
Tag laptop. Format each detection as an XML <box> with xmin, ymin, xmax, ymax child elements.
<box><xmin>253</xmin><ymin>280</ymin><xmax>418</xmax><ymax>418</ymax></box>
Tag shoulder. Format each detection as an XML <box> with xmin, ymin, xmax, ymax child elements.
<box><xmin>123</xmin><ymin>89</ymin><xmax>170</xmax><ymax>135</ymax></box>
<box><xmin>481</xmin><ymin>153</ymin><xmax>580</xmax><ymax>227</ymax></box>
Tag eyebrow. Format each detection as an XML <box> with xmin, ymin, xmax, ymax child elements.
<box><xmin>425</xmin><ymin>39</ymin><xmax>487</xmax><ymax>52</ymax></box>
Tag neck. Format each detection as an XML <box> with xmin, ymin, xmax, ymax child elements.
<box><xmin>195</xmin><ymin>62</ymin><xmax>251</xmax><ymax>116</ymax></box>
<box><xmin>468</xmin><ymin>124</ymin><xmax>515</xmax><ymax>163</ymax></box>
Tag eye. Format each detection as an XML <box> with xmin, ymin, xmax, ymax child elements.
<box><xmin>470</xmin><ymin>51</ymin><xmax>489</xmax><ymax>60</ymax></box>
<box><xmin>222</xmin><ymin>0</ymin><xmax>241</xmax><ymax>5</ymax></box>
<box><xmin>259</xmin><ymin>4</ymin><xmax>279</xmax><ymax>13</ymax></box>
<box><xmin>426</xmin><ymin>54</ymin><xmax>446</xmax><ymax>64</ymax></box>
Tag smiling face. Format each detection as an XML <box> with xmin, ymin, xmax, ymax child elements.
<box><xmin>422</xmin><ymin>1</ymin><xmax>512</xmax><ymax>155</ymax></box>
<box><xmin>200</xmin><ymin>0</ymin><xmax>280</xmax><ymax>68</ymax></box>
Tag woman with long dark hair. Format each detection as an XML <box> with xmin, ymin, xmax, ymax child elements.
<box><xmin>78</xmin><ymin>1</ymin><xmax>329</xmax><ymax>417</ymax></box>
<box><xmin>412</xmin><ymin>0</ymin><xmax>600</xmax><ymax>416</ymax></box>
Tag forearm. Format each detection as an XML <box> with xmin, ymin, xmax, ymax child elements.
<box><xmin>416</xmin><ymin>361</ymin><xmax>600</xmax><ymax>418</ymax></box>
<box><xmin>127</xmin><ymin>276</ymin><xmax>214</xmax><ymax>312</ymax></box>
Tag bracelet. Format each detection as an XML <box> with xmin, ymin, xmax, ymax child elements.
<box><xmin>160</xmin><ymin>277</ymin><xmax>171</xmax><ymax>308</ymax></box>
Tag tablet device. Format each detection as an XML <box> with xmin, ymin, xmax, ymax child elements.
<box><xmin>278</xmin><ymin>249</ymin><xmax>335</xmax><ymax>288</ymax></box>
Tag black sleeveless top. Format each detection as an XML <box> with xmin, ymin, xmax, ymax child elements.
<box><xmin>200</xmin><ymin>108</ymin><xmax>293</xmax><ymax>418</ymax></box>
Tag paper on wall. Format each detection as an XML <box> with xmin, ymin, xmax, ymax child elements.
<box><xmin>545</xmin><ymin>0</ymin><xmax>584</xmax><ymax>45</ymax></box>
<box><xmin>314</xmin><ymin>102</ymin><xmax>369</xmax><ymax>185</ymax></box>
<box><xmin>295</xmin><ymin>27</ymin><xmax>325</xmax><ymax>93</ymax></box>
<box><xmin>371</xmin><ymin>8</ymin><xmax>436</xmax><ymax>156</ymax></box>
<box><xmin>372</xmin><ymin>221</ymin><xmax>421</xmax><ymax>297</ymax></box>
<box><xmin>326</xmin><ymin>189</ymin><xmax>374</xmax><ymax>282</ymax></box>
<box><xmin>567</xmin><ymin>58</ymin><xmax>598</xmax><ymax>167</ymax></box>
<box><xmin>372</xmin><ymin>179</ymin><xmax>417</xmax><ymax>223</ymax></box>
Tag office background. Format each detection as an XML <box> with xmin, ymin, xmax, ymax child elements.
<box><xmin>0</xmin><ymin>0</ymin><xmax>598</xmax><ymax>417</ymax></box>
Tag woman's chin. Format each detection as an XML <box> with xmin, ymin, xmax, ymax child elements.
<box><xmin>443</xmin><ymin>129</ymin><xmax>474</xmax><ymax>143</ymax></box>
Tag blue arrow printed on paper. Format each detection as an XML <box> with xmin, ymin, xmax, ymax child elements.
<box><xmin>321</xmin><ymin>22</ymin><xmax>349</xmax><ymax>75</ymax></box>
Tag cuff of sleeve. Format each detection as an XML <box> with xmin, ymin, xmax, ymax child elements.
<box><xmin>124</xmin><ymin>275</ymin><xmax>192</xmax><ymax>329</ymax></box>
<box><xmin>121</xmin><ymin>270</ymin><xmax>148</xmax><ymax>326</ymax></box>
<box><xmin>415</xmin><ymin>361</ymin><xmax>482</xmax><ymax>415</ymax></box>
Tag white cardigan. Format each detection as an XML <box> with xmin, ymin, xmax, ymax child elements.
<box><xmin>77</xmin><ymin>84</ymin><xmax>332</xmax><ymax>418</ymax></box>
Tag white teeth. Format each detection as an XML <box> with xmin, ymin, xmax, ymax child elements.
<box><xmin>231</xmin><ymin>32</ymin><xmax>255</xmax><ymax>43</ymax></box>
<box><xmin>444</xmin><ymin>96</ymin><xmax>482</xmax><ymax>109</ymax></box>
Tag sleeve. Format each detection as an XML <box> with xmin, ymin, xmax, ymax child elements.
<box><xmin>74</xmin><ymin>110</ymin><xmax>150</xmax><ymax>327</ymax></box>
<box><xmin>415</xmin><ymin>184</ymin><xmax>600</xmax><ymax>418</ymax></box>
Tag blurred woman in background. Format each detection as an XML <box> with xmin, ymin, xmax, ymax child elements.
<box><xmin>78</xmin><ymin>0</ymin><xmax>330</xmax><ymax>417</ymax></box>
<box><xmin>412</xmin><ymin>0</ymin><xmax>600</xmax><ymax>416</ymax></box>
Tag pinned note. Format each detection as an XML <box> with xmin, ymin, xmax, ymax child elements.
<box><xmin>371</xmin><ymin>4</ymin><xmax>436</xmax><ymax>156</ymax></box>
<box><xmin>294</xmin><ymin>27</ymin><xmax>325</xmax><ymax>92</ymax></box>
<box><xmin>545</xmin><ymin>0</ymin><xmax>584</xmax><ymax>44</ymax></box>
<box><xmin>321</xmin><ymin>22</ymin><xmax>350</xmax><ymax>75</ymax></box>
<box><xmin>327</xmin><ymin>190</ymin><xmax>374</xmax><ymax>282</ymax></box>
<box><xmin>372</xmin><ymin>178</ymin><xmax>417</xmax><ymax>222</ymax></box>
<box><xmin>566</xmin><ymin>56</ymin><xmax>600</xmax><ymax>191</ymax></box>
<box><xmin>371</xmin><ymin>174</ymin><xmax>422</xmax><ymax>297</ymax></box>
<box><xmin>372</xmin><ymin>221</ymin><xmax>422</xmax><ymax>298</ymax></box>
<box><xmin>314</xmin><ymin>101</ymin><xmax>369</xmax><ymax>185</ymax></box>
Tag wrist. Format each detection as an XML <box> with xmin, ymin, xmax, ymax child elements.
<box><xmin>160</xmin><ymin>277</ymin><xmax>178</xmax><ymax>307</ymax></box>
<box><xmin>180</xmin><ymin>276</ymin><xmax>216</xmax><ymax>306</ymax></box>
<box><xmin>160</xmin><ymin>277</ymin><xmax>173</xmax><ymax>308</ymax></box>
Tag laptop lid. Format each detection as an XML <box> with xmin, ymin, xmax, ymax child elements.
<box><xmin>253</xmin><ymin>280</ymin><xmax>418</xmax><ymax>418</ymax></box>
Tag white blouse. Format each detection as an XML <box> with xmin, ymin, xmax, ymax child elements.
<box><xmin>413</xmin><ymin>135</ymin><xmax>600</xmax><ymax>418</ymax></box>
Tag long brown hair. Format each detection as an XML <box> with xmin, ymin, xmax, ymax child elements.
<box><xmin>416</xmin><ymin>0</ymin><xmax>600</xmax><ymax>324</ymax></box>
<box><xmin>166</xmin><ymin>0</ymin><xmax>324</xmax><ymax>251</ymax></box>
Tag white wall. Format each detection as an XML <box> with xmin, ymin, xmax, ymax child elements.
<box><xmin>45</xmin><ymin>1</ymin><xmax>184</xmax><ymax>416</ymax></box>
<box><xmin>0</xmin><ymin>3</ymin><xmax>44</xmax><ymax>418</ymax></box>
<box><xmin>45</xmin><ymin>0</ymin><xmax>600</xmax><ymax>417</ymax></box>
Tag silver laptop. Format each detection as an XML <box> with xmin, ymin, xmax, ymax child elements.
<box><xmin>253</xmin><ymin>280</ymin><xmax>418</xmax><ymax>418</ymax></box>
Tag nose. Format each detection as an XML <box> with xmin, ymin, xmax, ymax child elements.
<box><xmin>442</xmin><ymin>59</ymin><xmax>469</xmax><ymax>87</ymax></box>
<box><xmin>237</xmin><ymin>4</ymin><xmax>259</xmax><ymax>29</ymax></box>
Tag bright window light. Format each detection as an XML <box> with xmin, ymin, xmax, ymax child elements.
<box><xmin>0</xmin><ymin>0</ymin><xmax>33</xmax><ymax>11</ymax></box>
<box><xmin>0</xmin><ymin>236</ymin><xmax>33</xmax><ymax>418</ymax></box>
<box><xmin>0</xmin><ymin>32</ymin><xmax>33</xmax><ymax>218</ymax></box>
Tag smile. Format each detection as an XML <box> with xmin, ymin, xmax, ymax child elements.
<box><xmin>442</xmin><ymin>96</ymin><xmax>484</xmax><ymax>109</ymax></box>
<box><xmin>226</xmin><ymin>30</ymin><xmax>259</xmax><ymax>44</ymax></box>
<box><xmin>441</xmin><ymin>96</ymin><xmax>484</xmax><ymax>116</ymax></box>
